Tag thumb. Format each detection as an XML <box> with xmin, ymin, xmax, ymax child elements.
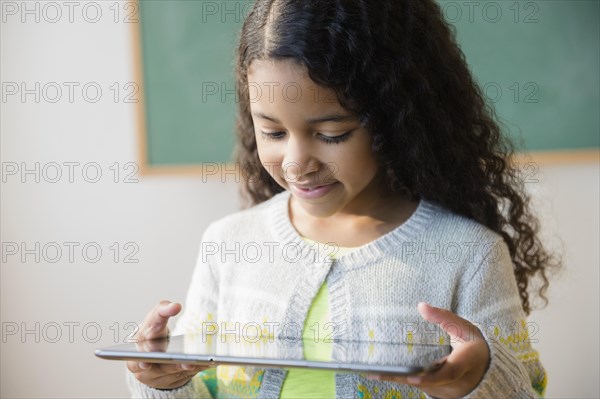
<box><xmin>417</xmin><ymin>302</ymin><xmax>480</xmax><ymax>343</ymax></box>
<box><xmin>142</xmin><ymin>301</ymin><xmax>182</xmax><ymax>340</ymax></box>
<box><xmin>157</xmin><ymin>300</ymin><xmax>182</xmax><ymax>318</ymax></box>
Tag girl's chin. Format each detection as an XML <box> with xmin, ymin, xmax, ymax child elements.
<box><xmin>291</xmin><ymin>196</ymin><xmax>344</xmax><ymax>219</ymax></box>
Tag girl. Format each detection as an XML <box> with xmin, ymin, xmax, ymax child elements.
<box><xmin>127</xmin><ymin>0</ymin><xmax>559</xmax><ymax>397</ymax></box>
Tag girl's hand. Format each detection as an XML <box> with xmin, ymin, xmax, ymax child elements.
<box><xmin>126</xmin><ymin>300</ymin><xmax>207</xmax><ymax>390</ymax></box>
<box><xmin>368</xmin><ymin>302</ymin><xmax>490</xmax><ymax>399</ymax></box>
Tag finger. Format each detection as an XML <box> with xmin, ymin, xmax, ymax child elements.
<box><xmin>127</xmin><ymin>361</ymin><xmax>151</xmax><ymax>374</ymax></box>
<box><xmin>154</xmin><ymin>373</ymin><xmax>198</xmax><ymax>390</ymax></box>
<box><xmin>141</xmin><ymin>301</ymin><xmax>182</xmax><ymax>340</ymax></box>
<box><xmin>365</xmin><ymin>356</ymin><xmax>450</xmax><ymax>386</ymax></box>
<box><xmin>129</xmin><ymin>362</ymin><xmax>197</xmax><ymax>380</ymax></box>
<box><xmin>148</xmin><ymin>367</ymin><xmax>202</xmax><ymax>388</ymax></box>
<box><xmin>130</xmin><ymin>362</ymin><xmax>164</xmax><ymax>378</ymax></box>
<box><xmin>366</xmin><ymin>373</ymin><xmax>409</xmax><ymax>384</ymax></box>
<box><xmin>140</xmin><ymin>337</ymin><xmax>170</xmax><ymax>352</ymax></box>
<box><xmin>155</xmin><ymin>363</ymin><xmax>207</xmax><ymax>376</ymax></box>
<box><xmin>417</xmin><ymin>302</ymin><xmax>481</xmax><ymax>343</ymax></box>
<box><xmin>406</xmin><ymin>356</ymin><xmax>468</xmax><ymax>387</ymax></box>
<box><xmin>156</xmin><ymin>300</ymin><xmax>182</xmax><ymax>319</ymax></box>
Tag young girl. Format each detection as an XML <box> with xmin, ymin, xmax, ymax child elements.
<box><xmin>127</xmin><ymin>0</ymin><xmax>559</xmax><ymax>397</ymax></box>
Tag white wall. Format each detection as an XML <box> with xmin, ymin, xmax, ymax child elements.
<box><xmin>1</xmin><ymin>3</ymin><xmax>598</xmax><ymax>397</ymax></box>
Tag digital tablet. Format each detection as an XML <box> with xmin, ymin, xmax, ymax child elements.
<box><xmin>95</xmin><ymin>333</ymin><xmax>451</xmax><ymax>376</ymax></box>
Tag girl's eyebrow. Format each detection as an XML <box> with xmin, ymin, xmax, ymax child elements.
<box><xmin>252</xmin><ymin>112</ymin><xmax>355</xmax><ymax>124</ymax></box>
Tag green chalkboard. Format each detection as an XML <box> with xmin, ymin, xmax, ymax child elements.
<box><xmin>136</xmin><ymin>0</ymin><xmax>599</xmax><ymax>168</ymax></box>
<box><xmin>137</xmin><ymin>0</ymin><xmax>247</xmax><ymax>166</ymax></box>
<box><xmin>448</xmin><ymin>0</ymin><xmax>599</xmax><ymax>153</ymax></box>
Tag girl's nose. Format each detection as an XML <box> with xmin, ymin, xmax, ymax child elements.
<box><xmin>281</xmin><ymin>136</ymin><xmax>320</xmax><ymax>183</ymax></box>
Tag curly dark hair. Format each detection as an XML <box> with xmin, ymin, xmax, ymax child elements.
<box><xmin>233</xmin><ymin>0</ymin><xmax>560</xmax><ymax>315</ymax></box>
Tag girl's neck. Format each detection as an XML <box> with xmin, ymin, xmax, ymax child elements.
<box><xmin>288</xmin><ymin>190</ymin><xmax>419</xmax><ymax>248</ymax></box>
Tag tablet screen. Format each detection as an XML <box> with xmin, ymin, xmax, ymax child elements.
<box><xmin>96</xmin><ymin>333</ymin><xmax>451</xmax><ymax>375</ymax></box>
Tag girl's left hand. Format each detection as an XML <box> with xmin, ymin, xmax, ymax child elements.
<box><xmin>367</xmin><ymin>302</ymin><xmax>490</xmax><ymax>399</ymax></box>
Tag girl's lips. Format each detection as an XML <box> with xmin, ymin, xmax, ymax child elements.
<box><xmin>290</xmin><ymin>182</ymin><xmax>339</xmax><ymax>199</ymax></box>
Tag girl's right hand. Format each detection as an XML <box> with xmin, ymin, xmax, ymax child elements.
<box><xmin>126</xmin><ymin>300</ymin><xmax>208</xmax><ymax>390</ymax></box>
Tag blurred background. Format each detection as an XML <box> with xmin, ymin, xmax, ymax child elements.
<box><xmin>1</xmin><ymin>1</ymin><xmax>598</xmax><ymax>397</ymax></box>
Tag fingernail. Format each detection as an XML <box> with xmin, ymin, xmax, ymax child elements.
<box><xmin>182</xmin><ymin>364</ymin><xmax>194</xmax><ymax>370</ymax></box>
<box><xmin>139</xmin><ymin>362</ymin><xmax>148</xmax><ymax>369</ymax></box>
<box><xmin>366</xmin><ymin>374</ymin><xmax>380</xmax><ymax>380</ymax></box>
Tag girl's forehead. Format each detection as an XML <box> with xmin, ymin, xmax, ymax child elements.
<box><xmin>247</xmin><ymin>58</ymin><xmax>354</xmax><ymax>120</ymax></box>
<box><xmin>247</xmin><ymin>58</ymin><xmax>339</xmax><ymax>104</ymax></box>
<box><xmin>248</xmin><ymin>58</ymin><xmax>309</xmax><ymax>81</ymax></box>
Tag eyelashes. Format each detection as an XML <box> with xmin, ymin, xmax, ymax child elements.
<box><xmin>260</xmin><ymin>130</ymin><xmax>355</xmax><ymax>144</ymax></box>
<box><xmin>320</xmin><ymin>130</ymin><xmax>354</xmax><ymax>144</ymax></box>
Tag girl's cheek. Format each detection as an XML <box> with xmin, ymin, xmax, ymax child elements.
<box><xmin>257</xmin><ymin>146</ymin><xmax>281</xmax><ymax>167</ymax></box>
<box><xmin>255</xmin><ymin>140</ymin><xmax>272</xmax><ymax>162</ymax></box>
<box><xmin>266</xmin><ymin>139</ymin><xmax>290</xmax><ymax>162</ymax></box>
<box><xmin>257</xmin><ymin>152</ymin><xmax>284</xmax><ymax>181</ymax></box>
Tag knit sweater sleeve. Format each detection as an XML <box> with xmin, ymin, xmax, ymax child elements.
<box><xmin>451</xmin><ymin>237</ymin><xmax>547</xmax><ymax>398</ymax></box>
<box><xmin>126</xmin><ymin>223</ymin><xmax>220</xmax><ymax>399</ymax></box>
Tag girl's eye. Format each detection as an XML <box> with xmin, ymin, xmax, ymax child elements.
<box><xmin>319</xmin><ymin>130</ymin><xmax>354</xmax><ymax>144</ymax></box>
<box><xmin>260</xmin><ymin>131</ymin><xmax>286</xmax><ymax>141</ymax></box>
<box><xmin>260</xmin><ymin>130</ymin><xmax>355</xmax><ymax>144</ymax></box>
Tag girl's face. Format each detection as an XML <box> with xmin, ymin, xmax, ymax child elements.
<box><xmin>248</xmin><ymin>59</ymin><xmax>388</xmax><ymax>219</ymax></box>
